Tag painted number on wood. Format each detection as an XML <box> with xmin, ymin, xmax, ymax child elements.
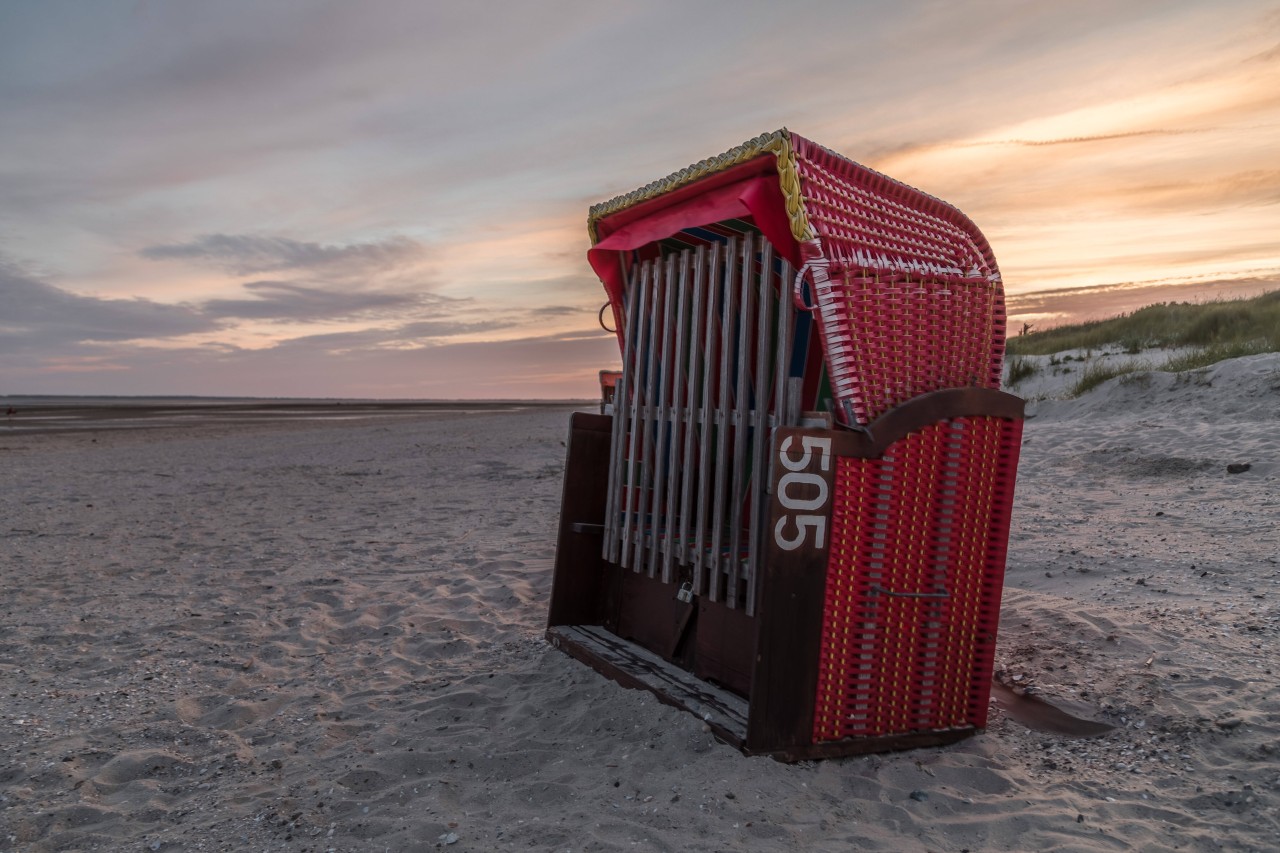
<box><xmin>773</xmin><ymin>435</ymin><xmax>831</xmax><ymax>551</ymax></box>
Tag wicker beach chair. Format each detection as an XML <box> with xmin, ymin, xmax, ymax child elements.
<box><xmin>597</xmin><ymin>369</ymin><xmax>622</xmax><ymax>414</ymax></box>
<box><xmin>548</xmin><ymin>130</ymin><xmax>1024</xmax><ymax>760</ymax></box>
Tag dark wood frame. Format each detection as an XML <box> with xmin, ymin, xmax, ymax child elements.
<box><xmin>547</xmin><ymin>388</ymin><xmax>1024</xmax><ymax>761</ymax></box>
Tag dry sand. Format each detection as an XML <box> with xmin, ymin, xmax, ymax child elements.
<box><xmin>2</xmin><ymin>354</ymin><xmax>1278</xmax><ymax>852</ymax></box>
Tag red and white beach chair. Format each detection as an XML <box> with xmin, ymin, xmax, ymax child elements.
<box><xmin>548</xmin><ymin>130</ymin><xmax>1024</xmax><ymax>760</ymax></box>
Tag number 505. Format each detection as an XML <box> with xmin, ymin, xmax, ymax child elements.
<box><xmin>773</xmin><ymin>435</ymin><xmax>831</xmax><ymax>551</ymax></box>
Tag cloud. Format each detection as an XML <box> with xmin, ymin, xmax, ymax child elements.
<box><xmin>0</xmin><ymin>274</ymin><xmax>601</xmax><ymax>397</ymax></box>
<box><xmin>0</xmin><ymin>256</ymin><xmax>507</xmax><ymax>363</ymax></box>
<box><xmin>0</xmin><ymin>262</ymin><xmax>215</xmax><ymax>353</ymax></box>
<box><xmin>0</xmin><ymin>327</ymin><xmax>621</xmax><ymax>399</ymax></box>
<box><xmin>959</xmin><ymin>129</ymin><xmax>1209</xmax><ymax>149</ymax></box>
<box><xmin>140</xmin><ymin>233</ymin><xmax>428</xmax><ymax>276</ymax></box>
<box><xmin>1096</xmin><ymin>169</ymin><xmax>1280</xmax><ymax>215</ymax></box>
<box><xmin>200</xmin><ymin>280</ymin><xmax>428</xmax><ymax>322</ymax></box>
<box><xmin>530</xmin><ymin>304</ymin><xmax>587</xmax><ymax>317</ymax></box>
<box><xmin>395</xmin><ymin>319</ymin><xmax>511</xmax><ymax>340</ymax></box>
<box><xmin>266</xmin><ymin>318</ymin><xmax>516</xmax><ymax>353</ymax></box>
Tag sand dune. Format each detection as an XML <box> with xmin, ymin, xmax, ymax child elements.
<box><xmin>1</xmin><ymin>356</ymin><xmax>1277</xmax><ymax>851</ymax></box>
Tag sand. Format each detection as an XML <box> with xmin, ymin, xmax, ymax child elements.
<box><xmin>1</xmin><ymin>355</ymin><xmax>1277</xmax><ymax>852</ymax></box>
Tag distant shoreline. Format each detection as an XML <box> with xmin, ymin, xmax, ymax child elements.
<box><xmin>0</xmin><ymin>395</ymin><xmax>593</xmax><ymax>406</ymax></box>
<box><xmin>0</xmin><ymin>398</ymin><xmax>590</xmax><ymax>435</ymax></box>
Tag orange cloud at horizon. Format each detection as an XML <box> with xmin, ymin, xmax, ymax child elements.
<box><xmin>870</xmin><ymin>28</ymin><xmax>1280</xmax><ymax>309</ymax></box>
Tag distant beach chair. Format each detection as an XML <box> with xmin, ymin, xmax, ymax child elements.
<box><xmin>597</xmin><ymin>370</ymin><xmax>622</xmax><ymax>415</ymax></box>
<box><xmin>548</xmin><ymin>130</ymin><xmax>1024</xmax><ymax>761</ymax></box>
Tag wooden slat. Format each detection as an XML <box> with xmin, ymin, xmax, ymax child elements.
<box><xmin>662</xmin><ymin>250</ymin><xmax>693</xmax><ymax>583</ymax></box>
<box><xmin>676</xmin><ymin>246</ymin><xmax>707</xmax><ymax>569</ymax></box>
<box><xmin>693</xmin><ymin>243</ymin><xmax>723</xmax><ymax>595</ymax></box>
<box><xmin>773</xmin><ymin>257</ymin><xmax>795</xmax><ymax>430</ymax></box>
<box><xmin>648</xmin><ymin>254</ymin><xmax>677</xmax><ymax>578</ymax></box>
<box><xmin>619</xmin><ymin>260</ymin><xmax>654</xmax><ymax>570</ymax></box>
<box><xmin>635</xmin><ymin>262</ymin><xmax>662</xmax><ymax>571</ymax></box>
<box><xmin>763</xmin><ymin>257</ymin><xmax>797</xmax><ymax>571</ymax></box>
<box><xmin>603</xmin><ymin>264</ymin><xmax>643</xmax><ymax>563</ymax></box>
<box><xmin>709</xmin><ymin>237</ymin><xmax>739</xmax><ymax>601</ymax></box>
<box><xmin>726</xmin><ymin>232</ymin><xmax>755</xmax><ymax>608</ymax></box>
<box><xmin>746</xmin><ymin>239</ymin><xmax>776</xmax><ymax>615</ymax></box>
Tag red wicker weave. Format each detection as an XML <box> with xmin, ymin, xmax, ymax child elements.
<box><xmin>789</xmin><ymin>136</ymin><xmax>1006</xmax><ymax>424</ymax></box>
<box><xmin>813</xmin><ymin>416</ymin><xmax>1023</xmax><ymax>741</ymax></box>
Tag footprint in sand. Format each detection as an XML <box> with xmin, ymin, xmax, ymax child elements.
<box><xmin>335</xmin><ymin>768</ymin><xmax>394</xmax><ymax>794</ymax></box>
<box><xmin>176</xmin><ymin>694</ymin><xmax>282</xmax><ymax>731</ymax></box>
<box><xmin>91</xmin><ymin>748</ymin><xmax>192</xmax><ymax>788</ymax></box>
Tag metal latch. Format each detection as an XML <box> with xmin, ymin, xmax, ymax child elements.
<box><xmin>868</xmin><ymin>584</ymin><xmax>949</xmax><ymax>600</ymax></box>
<box><xmin>676</xmin><ymin>582</ymin><xmax>694</xmax><ymax>604</ymax></box>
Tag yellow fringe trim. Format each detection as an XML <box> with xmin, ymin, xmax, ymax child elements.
<box><xmin>587</xmin><ymin>128</ymin><xmax>815</xmax><ymax>245</ymax></box>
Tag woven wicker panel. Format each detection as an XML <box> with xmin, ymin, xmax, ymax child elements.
<box><xmin>824</xmin><ymin>274</ymin><xmax>1007</xmax><ymax>424</ymax></box>
<box><xmin>790</xmin><ymin>136</ymin><xmax>1007</xmax><ymax>424</ymax></box>
<box><xmin>812</xmin><ymin>416</ymin><xmax>1023</xmax><ymax>742</ymax></box>
<box><xmin>792</xmin><ymin>136</ymin><xmax>999</xmax><ymax>286</ymax></box>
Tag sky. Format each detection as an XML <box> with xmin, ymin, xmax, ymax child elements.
<box><xmin>2</xmin><ymin>0</ymin><xmax>1278</xmax><ymax>399</ymax></box>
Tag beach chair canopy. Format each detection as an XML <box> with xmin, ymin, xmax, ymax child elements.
<box><xmin>587</xmin><ymin>129</ymin><xmax>1007</xmax><ymax>425</ymax></box>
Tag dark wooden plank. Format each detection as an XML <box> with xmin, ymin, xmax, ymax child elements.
<box><xmin>615</xmin><ymin>568</ymin><xmax>682</xmax><ymax>659</ymax></box>
<box><xmin>693</xmin><ymin>598</ymin><xmax>756</xmax><ymax>699</ymax></box>
<box><xmin>831</xmin><ymin>388</ymin><xmax>1025</xmax><ymax>459</ymax></box>
<box><xmin>666</xmin><ymin>598</ymin><xmax>696</xmax><ymax>661</ymax></box>
<box><xmin>547</xmin><ymin>625</ymin><xmax>749</xmax><ymax>746</ymax></box>
<box><xmin>547</xmin><ymin>412</ymin><xmax>618</xmax><ymax>628</ymax></box>
<box><xmin>746</xmin><ymin>726</ymin><xmax>978</xmax><ymax>763</ymax></box>
<box><xmin>746</xmin><ymin>426</ymin><xmax>837</xmax><ymax>752</ymax></box>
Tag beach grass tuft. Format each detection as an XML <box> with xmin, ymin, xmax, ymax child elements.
<box><xmin>1005</xmin><ymin>355</ymin><xmax>1039</xmax><ymax>386</ymax></box>
<box><xmin>1068</xmin><ymin>359</ymin><xmax>1151</xmax><ymax>397</ymax></box>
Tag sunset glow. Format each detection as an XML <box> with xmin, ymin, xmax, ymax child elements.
<box><xmin>2</xmin><ymin>1</ymin><xmax>1277</xmax><ymax>398</ymax></box>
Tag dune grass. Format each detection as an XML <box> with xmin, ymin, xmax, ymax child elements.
<box><xmin>1005</xmin><ymin>354</ymin><xmax>1039</xmax><ymax>385</ymax></box>
<box><xmin>1005</xmin><ymin>288</ymin><xmax>1279</xmax><ymax>397</ymax></box>
<box><xmin>1008</xmin><ymin>289</ymin><xmax>1280</xmax><ymax>357</ymax></box>
<box><xmin>1067</xmin><ymin>360</ymin><xmax>1152</xmax><ymax>397</ymax></box>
